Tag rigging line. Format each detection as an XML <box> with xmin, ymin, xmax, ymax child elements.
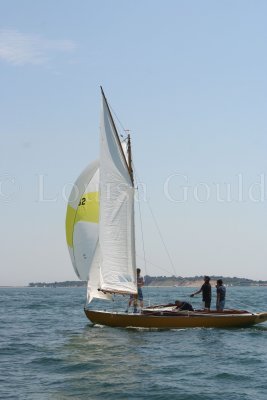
<box><xmin>136</xmin><ymin>184</ymin><xmax>148</xmax><ymax>278</ymax></box>
<box><xmin>108</xmin><ymin>103</ymin><xmax>128</xmax><ymax>139</ymax></box>
<box><xmin>133</xmin><ymin>163</ymin><xmax>177</xmax><ymax>278</ymax></box>
<box><xmin>223</xmin><ymin>296</ymin><xmax>258</xmax><ymax>311</ymax></box>
<box><xmin>135</xmin><ymin>175</ymin><xmax>153</xmax><ymax>307</ymax></box>
<box><xmin>136</xmin><ymin>253</ymin><xmax>176</xmax><ymax>276</ymax></box>
<box><xmin>146</xmin><ymin>203</ymin><xmax>177</xmax><ymax>277</ymax></box>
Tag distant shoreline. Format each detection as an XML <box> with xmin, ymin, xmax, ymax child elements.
<box><xmin>2</xmin><ymin>275</ymin><xmax>266</xmax><ymax>288</ymax></box>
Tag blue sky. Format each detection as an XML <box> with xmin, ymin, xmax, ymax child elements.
<box><xmin>1</xmin><ymin>0</ymin><xmax>267</xmax><ymax>285</ymax></box>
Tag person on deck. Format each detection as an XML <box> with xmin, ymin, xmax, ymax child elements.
<box><xmin>175</xmin><ymin>300</ymin><xmax>194</xmax><ymax>311</ymax></box>
<box><xmin>126</xmin><ymin>268</ymin><xmax>144</xmax><ymax>313</ymax></box>
<box><xmin>133</xmin><ymin>268</ymin><xmax>144</xmax><ymax>312</ymax></box>
<box><xmin>190</xmin><ymin>276</ymin><xmax>211</xmax><ymax>311</ymax></box>
<box><xmin>216</xmin><ymin>279</ymin><xmax>226</xmax><ymax>311</ymax></box>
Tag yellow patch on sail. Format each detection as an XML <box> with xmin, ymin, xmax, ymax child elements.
<box><xmin>66</xmin><ymin>205</ymin><xmax>76</xmax><ymax>247</ymax></box>
<box><xmin>66</xmin><ymin>192</ymin><xmax>99</xmax><ymax>247</ymax></box>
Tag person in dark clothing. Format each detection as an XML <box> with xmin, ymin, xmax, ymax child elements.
<box><xmin>190</xmin><ymin>276</ymin><xmax>212</xmax><ymax>310</ymax></box>
<box><xmin>175</xmin><ymin>300</ymin><xmax>194</xmax><ymax>311</ymax></box>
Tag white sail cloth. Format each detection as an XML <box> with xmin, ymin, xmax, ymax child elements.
<box><xmin>98</xmin><ymin>93</ymin><xmax>137</xmax><ymax>294</ymax></box>
<box><xmin>66</xmin><ymin>161</ymin><xmax>110</xmax><ymax>301</ymax></box>
<box><xmin>66</xmin><ymin>90</ymin><xmax>137</xmax><ymax>302</ymax></box>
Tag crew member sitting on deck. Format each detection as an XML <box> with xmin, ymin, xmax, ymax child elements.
<box><xmin>175</xmin><ymin>300</ymin><xmax>194</xmax><ymax>311</ymax></box>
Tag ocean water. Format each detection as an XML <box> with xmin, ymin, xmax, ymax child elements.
<box><xmin>0</xmin><ymin>286</ymin><xmax>266</xmax><ymax>400</ymax></box>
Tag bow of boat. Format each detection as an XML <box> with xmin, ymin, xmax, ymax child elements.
<box><xmin>256</xmin><ymin>312</ymin><xmax>267</xmax><ymax>323</ymax></box>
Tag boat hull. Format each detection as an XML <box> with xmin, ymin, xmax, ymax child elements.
<box><xmin>84</xmin><ymin>309</ymin><xmax>267</xmax><ymax>329</ymax></box>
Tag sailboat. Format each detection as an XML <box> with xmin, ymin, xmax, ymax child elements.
<box><xmin>65</xmin><ymin>88</ymin><xmax>267</xmax><ymax>329</ymax></box>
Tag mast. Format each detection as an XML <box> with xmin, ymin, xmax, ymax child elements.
<box><xmin>127</xmin><ymin>133</ymin><xmax>134</xmax><ymax>184</ymax></box>
<box><xmin>100</xmin><ymin>86</ymin><xmax>134</xmax><ymax>185</ymax></box>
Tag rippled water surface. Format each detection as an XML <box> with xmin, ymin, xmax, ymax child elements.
<box><xmin>0</xmin><ymin>287</ymin><xmax>266</xmax><ymax>399</ymax></box>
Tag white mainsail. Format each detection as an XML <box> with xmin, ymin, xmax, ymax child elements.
<box><xmin>66</xmin><ymin>88</ymin><xmax>137</xmax><ymax>302</ymax></box>
<box><xmin>99</xmin><ymin>90</ymin><xmax>137</xmax><ymax>294</ymax></box>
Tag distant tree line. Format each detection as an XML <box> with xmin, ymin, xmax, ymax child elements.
<box><xmin>28</xmin><ymin>275</ymin><xmax>267</xmax><ymax>288</ymax></box>
<box><xmin>144</xmin><ymin>275</ymin><xmax>267</xmax><ymax>286</ymax></box>
<box><xmin>28</xmin><ymin>280</ymin><xmax>86</xmax><ymax>288</ymax></box>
